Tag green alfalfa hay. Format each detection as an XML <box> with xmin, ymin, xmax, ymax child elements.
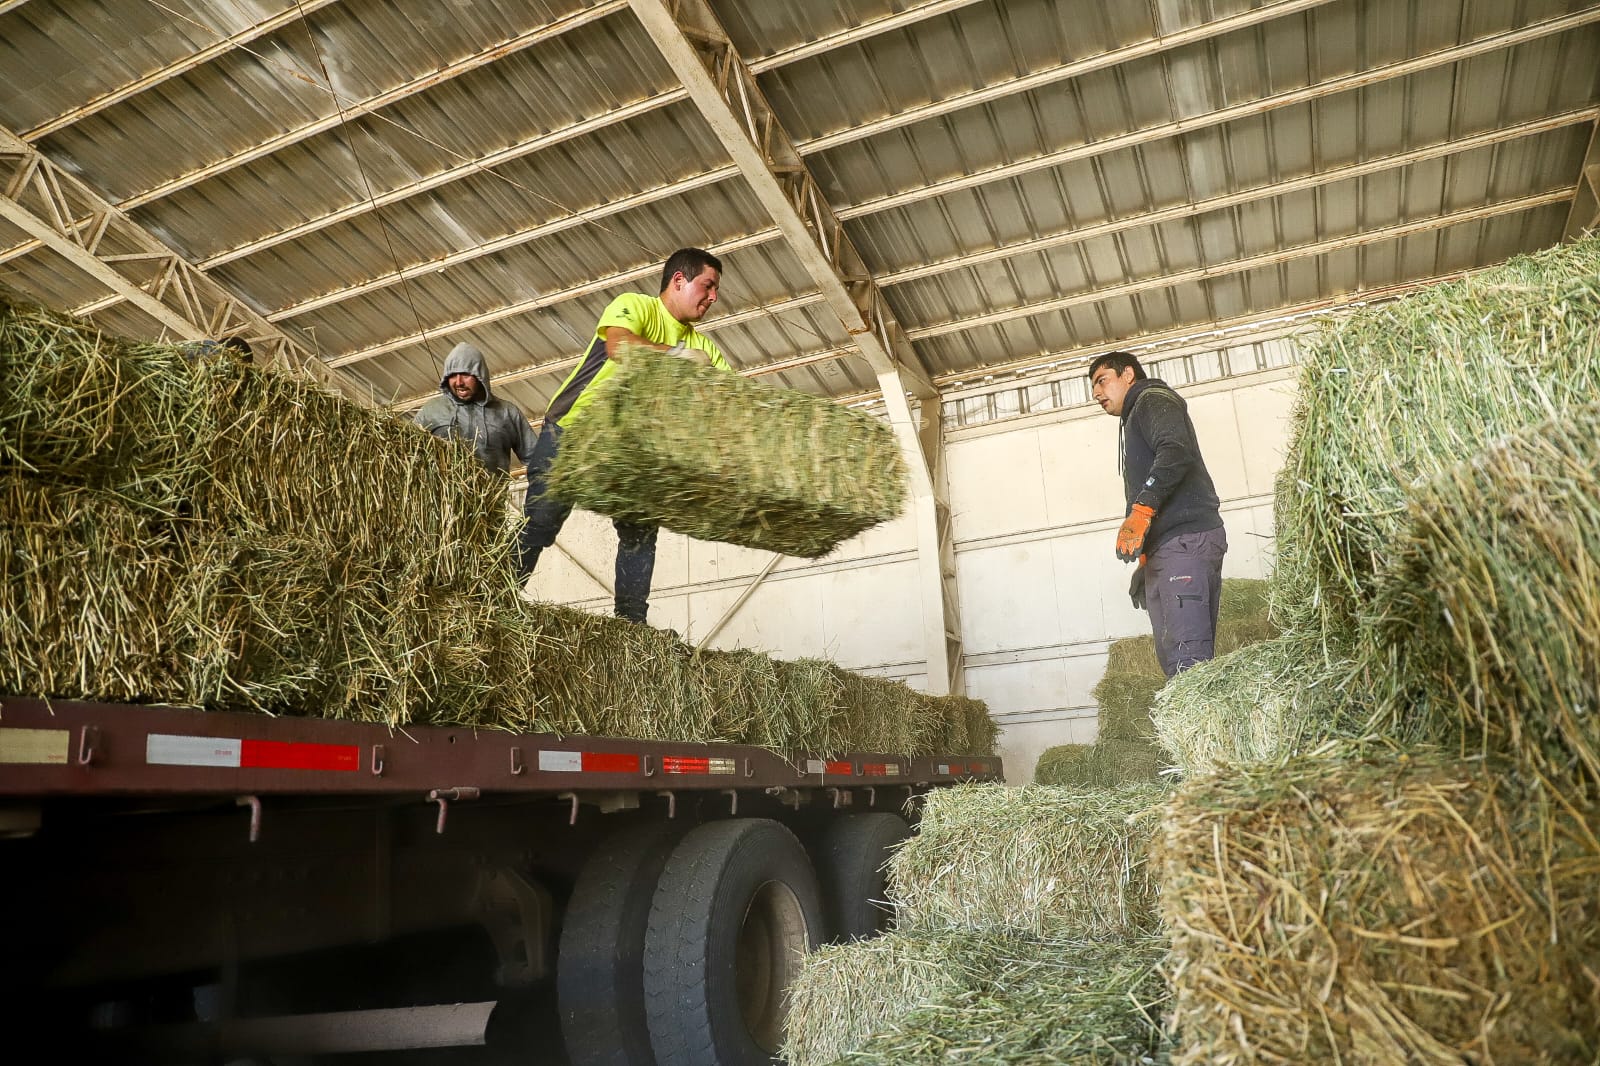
<box><xmin>0</xmin><ymin>476</ymin><xmax>188</xmax><ymax>702</ymax></box>
<box><xmin>783</xmin><ymin>932</ymin><xmax>1169</xmax><ymax>1066</ymax></box>
<box><xmin>1370</xmin><ymin>400</ymin><xmax>1600</xmax><ymax>797</ymax></box>
<box><xmin>1033</xmin><ymin>740</ymin><xmax>1165</xmax><ymax>788</ymax></box>
<box><xmin>829</xmin><ymin>667</ymin><xmax>949</xmax><ymax>757</ymax></box>
<box><xmin>1157</xmin><ymin>746</ymin><xmax>1600</xmax><ymax>1066</ymax></box>
<box><xmin>888</xmin><ymin>784</ymin><xmax>1164</xmax><ymax>942</ymax></box>
<box><xmin>1150</xmin><ymin>631</ymin><xmax>1356</xmax><ymax>777</ymax></box>
<box><xmin>0</xmin><ymin>293</ymin><xmax>203</xmax><ymax>514</ymax></box>
<box><xmin>1095</xmin><ymin>579</ymin><xmax>1277</xmax><ymax>745</ymax></box>
<box><xmin>957</xmin><ymin>694</ymin><xmax>999</xmax><ymax>756</ymax></box>
<box><xmin>543</xmin><ymin>346</ymin><xmax>906</xmax><ymax>558</ymax></box>
<box><xmin>1270</xmin><ymin>235</ymin><xmax>1600</xmax><ymax>688</ymax></box>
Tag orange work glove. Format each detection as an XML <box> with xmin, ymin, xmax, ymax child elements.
<box><xmin>1115</xmin><ymin>504</ymin><xmax>1155</xmax><ymax>562</ymax></box>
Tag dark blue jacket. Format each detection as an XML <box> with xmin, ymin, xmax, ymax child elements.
<box><xmin>1120</xmin><ymin>378</ymin><xmax>1223</xmax><ymax>553</ymax></box>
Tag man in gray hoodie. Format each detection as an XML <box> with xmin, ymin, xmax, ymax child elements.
<box><xmin>414</xmin><ymin>340</ymin><xmax>540</xmax><ymax>519</ymax></box>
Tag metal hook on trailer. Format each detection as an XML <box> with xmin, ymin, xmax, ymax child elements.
<box><xmin>557</xmin><ymin>791</ymin><xmax>580</xmax><ymax>826</ymax></box>
<box><xmin>370</xmin><ymin>744</ymin><xmax>385</xmax><ymax>777</ymax></box>
<box><xmin>656</xmin><ymin>790</ymin><xmax>676</xmax><ymax>818</ymax></box>
<box><xmin>723</xmin><ymin>789</ymin><xmax>738</xmax><ymax>816</ymax></box>
<box><xmin>428</xmin><ymin>787</ymin><xmax>480</xmax><ymax>834</ymax></box>
<box><xmin>864</xmin><ymin>786</ymin><xmax>876</xmax><ymax>808</ymax></box>
<box><xmin>77</xmin><ymin>724</ymin><xmax>100</xmax><ymax>767</ymax></box>
<box><xmin>236</xmin><ymin>795</ymin><xmax>262</xmax><ymax>843</ymax></box>
<box><xmin>509</xmin><ymin>746</ymin><xmax>525</xmax><ymax>776</ymax></box>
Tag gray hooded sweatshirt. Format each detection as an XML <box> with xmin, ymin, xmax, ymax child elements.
<box><xmin>414</xmin><ymin>343</ymin><xmax>539</xmax><ymax>476</ymax></box>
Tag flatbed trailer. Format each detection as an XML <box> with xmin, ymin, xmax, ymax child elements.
<box><xmin>0</xmin><ymin>697</ymin><xmax>1001</xmax><ymax>1065</ymax></box>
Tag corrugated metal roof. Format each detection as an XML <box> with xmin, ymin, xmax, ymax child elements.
<box><xmin>1</xmin><ymin>0</ymin><xmax>1597</xmax><ymax>409</ymax></box>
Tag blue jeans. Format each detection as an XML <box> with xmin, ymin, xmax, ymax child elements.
<box><xmin>518</xmin><ymin>422</ymin><xmax>659</xmax><ymax>624</ymax></box>
<box><xmin>1142</xmin><ymin>526</ymin><xmax>1228</xmax><ymax>678</ymax></box>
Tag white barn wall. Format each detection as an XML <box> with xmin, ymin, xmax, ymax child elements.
<box><xmin>523</xmin><ymin>366</ymin><xmax>1300</xmax><ymax>781</ymax></box>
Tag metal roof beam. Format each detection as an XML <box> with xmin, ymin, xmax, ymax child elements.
<box><xmin>323</xmin><ymin>227</ymin><xmax>802</xmax><ymax>369</ymax></box>
<box><xmin>20</xmin><ymin>0</ymin><xmax>343</xmax><ymax>141</ymax></box>
<box><xmin>1566</xmin><ymin>120</ymin><xmax>1600</xmax><ymax>240</ymax></box>
<box><xmin>904</xmin><ymin>188</ymin><xmax>1573</xmax><ymax>341</ymax></box>
<box><xmin>835</xmin><ymin>7</ymin><xmax>1600</xmax><ymax>222</ymax></box>
<box><xmin>0</xmin><ymin>1</ymin><xmax>33</xmax><ymax>15</ymax></box>
<box><xmin>877</xmin><ymin>106</ymin><xmax>1600</xmax><ymax>287</ymax></box>
<box><xmin>191</xmin><ymin>0</ymin><xmax>1329</xmax><ymax>288</ymax></box>
<box><xmin>0</xmin><ymin>125</ymin><xmax>352</xmax><ymax>396</ymax></box>
<box><xmin>314</xmin><ymin>107</ymin><xmax>1594</xmax><ymax>362</ymax></box>
<box><xmin>801</xmin><ymin>0</ymin><xmax>1336</xmax><ymax>155</ymax></box>
<box><xmin>115</xmin><ymin>2</ymin><xmax>627</xmax><ymax>212</ymax></box>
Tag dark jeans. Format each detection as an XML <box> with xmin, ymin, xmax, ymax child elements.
<box><xmin>1142</xmin><ymin>525</ymin><xmax>1228</xmax><ymax>678</ymax></box>
<box><xmin>518</xmin><ymin>422</ymin><xmax>659</xmax><ymax>624</ymax></box>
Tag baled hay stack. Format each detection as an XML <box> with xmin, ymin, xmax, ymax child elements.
<box><xmin>829</xmin><ymin>667</ymin><xmax>949</xmax><ymax>757</ymax></box>
<box><xmin>1373</xmin><ymin>401</ymin><xmax>1600</xmax><ymax>795</ymax></box>
<box><xmin>1033</xmin><ymin>739</ymin><xmax>1164</xmax><ymax>787</ymax></box>
<box><xmin>0</xmin><ymin>297</ymin><xmax>201</xmax><ymax>513</ymax></box>
<box><xmin>889</xmin><ymin>784</ymin><xmax>1164</xmax><ymax>942</ymax></box>
<box><xmin>1151</xmin><ymin>631</ymin><xmax>1353</xmax><ymax>776</ymax></box>
<box><xmin>953</xmin><ymin>693</ymin><xmax>999</xmax><ymax>755</ymax></box>
<box><xmin>543</xmin><ymin>348</ymin><xmax>906</xmax><ymax>558</ymax></box>
<box><xmin>1094</xmin><ymin>578</ymin><xmax>1276</xmax><ymax>744</ymax></box>
<box><xmin>1158</xmin><ymin>749</ymin><xmax>1600</xmax><ymax>1065</ymax></box>
<box><xmin>783</xmin><ymin>933</ymin><xmax>1168</xmax><ymax>1066</ymax></box>
<box><xmin>0</xmin><ymin>477</ymin><xmax>187</xmax><ymax>702</ymax></box>
<box><xmin>696</xmin><ymin>650</ymin><xmax>847</xmax><ymax>753</ymax></box>
<box><xmin>1271</xmin><ymin>235</ymin><xmax>1600</xmax><ymax>672</ymax></box>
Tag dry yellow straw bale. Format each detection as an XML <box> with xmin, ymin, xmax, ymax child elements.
<box><xmin>1158</xmin><ymin>748</ymin><xmax>1600</xmax><ymax>1065</ymax></box>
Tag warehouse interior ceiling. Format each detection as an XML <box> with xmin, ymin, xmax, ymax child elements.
<box><xmin>2</xmin><ymin>0</ymin><xmax>1599</xmax><ymax>415</ymax></box>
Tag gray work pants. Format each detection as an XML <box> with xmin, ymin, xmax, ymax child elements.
<box><xmin>1142</xmin><ymin>526</ymin><xmax>1228</xmax><ymax>678</ymax></box>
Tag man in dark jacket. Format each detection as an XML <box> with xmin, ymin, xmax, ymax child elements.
<box><xmin>414</xmin><ymin>344</ymin><xmax>540</xmax><ymax>578</ymax></box>
<box><xmin>1089</xmin><ymin>351</ymin><xmax>1228</xmax><ymax>678</ymax></box>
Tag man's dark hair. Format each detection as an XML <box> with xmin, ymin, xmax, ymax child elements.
<box><xmin>1087</xmin><ymin>350</ymin><xmax>1145</xmax><ymax>383</ymax></box>
<box><xmin>660</xmin><ymin>247</ymin><xmax>722</xmax><ymax>292</ymax></box>
<box><xmin>218</xmin><ymin>335</ymin><xmax>254</xmax><ymax>363</ymax></box>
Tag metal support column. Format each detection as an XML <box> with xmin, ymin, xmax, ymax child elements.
<box><xmin>1566</xmin><ymin>120</ymin><xmax>1600</xmax><ymax>240</ymax></box>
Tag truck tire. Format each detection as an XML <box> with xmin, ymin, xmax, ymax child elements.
<box><xmin>815</xmin><ymin>812</ymin><xmax>910</xmax><ymax>942</ymax></box>
<box><xmin>642</xmin><ymin>819</ymin><xmax>823</xmax><ymax>1066</ymax></box>
<box><xmin>558</xmin><ymin>822</ymin><xmax>683</xmax><ymax>1066</ymax></box>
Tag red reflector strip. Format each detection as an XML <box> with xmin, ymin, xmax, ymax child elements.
<box><xmin>239</xmin><ymin>739</ymin><xmax>360</xmax><ymax>772</ymax></box>
<box><xmin>968</xmin><ymin>762</ymin><xmax>987</xmax><ymax>774</ymax></box>
<box><xmin>663</xmin><ymin>756</ymin><xmax>736</xmax><ymax>775</ymax></box>
<box><xmin>581</xmin><ymin>752</ymin><xmax>641</xmax><ymax>774</ymax></box>
<box><xmin>825</xmin><ymin>761</ymin><xmax>853</xmax><ymax>776</ymax></box>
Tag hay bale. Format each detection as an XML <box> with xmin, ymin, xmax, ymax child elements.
<box><xmin>1033</xmin><ymin>740</ymin><xmax>1164</xmax><ymax>787</ymax></box>
<box><xmin>0</xmin><ymin>477</ymin><xmax>187</xmax><ymax>702</ymax></box>
<box><xmin>1271</xmin><ymin>235</ymin><xmax>1600</xmax><ymax>670</ymax></box>
<box><xmin>783</xmin><ymin>932</ymin><xmax>1168</xmax><ymax>1066</ymax></box>
<box><xmin>0</xmin><ymin>294</ymin><xmax>202</xmax><ymax>513</ymax></box>
<box><xmin>958</xmin><ymin>694</ymin><xmax>998</xmax><ymax>756</ymax></box>
<box><xmin>1373</xmin><ymin>402</ymin><xmax>1600</xmax><ymax>794</ymax></box>
<box><xmin>1157</xmin><ymin>748</ymin><xmax>1600</xmax><ymax>1065</ymax></box>
<box><xmin>889</xmin><ymin>784</ymin><xmax>1164</xmax><ymax>942</ymax></box>
<box><xmin>829</xmin><ymin>668</ymin><xmax>948</xmax><ymax>757</ymax></box>
<box><xmin>1151</xmin><ymin>632</ymin><xmax>1353</xmax><ymax>776</ymax></box>
<box><xmin>544</xmin><ymin>348</ymin><xmax>906</xmax><ymax>557</ymax></box>
<box><xmin>1096</xmin><ymin>579</ymin><xmax>1277</xmax><ymax>744</ymax></box>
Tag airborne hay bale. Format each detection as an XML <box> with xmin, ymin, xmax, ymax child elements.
<box><xmin>543</xmin><ymin>348</ymin><xmax>906</xmax><ymax>557</ymax></box>
<box><xmin>1033</xmin><ymin>739</ymin><xmax>1164</xmax><ymax>787</ymax></box>
<box><xmin>1271</xmin><ymin>236</ymin><xmax>1600</xmax><ymax>677</ymax></box>
<box><xmin>1373</xmin><ymin>401</ymin><xmax>1600</xmax><ymax>794</ymax></box>
<box><xmin>1158</xmin><ymin>748</ymin><xmax>1600</xmax><ymax>1065</ymax></box>
<box><xmin>889</xmin><ymin>784</ymin><xmax>1164</xmax><ymax>942</ymax></box>
<box><xmin>1151</xmin><ymin>632</ymin><xmax>1352</xmax><ymax>776</ymax></box>
<box><xmin>783</xmin><ymin>932</ymin><xmax>1168</xmax><ymax>1066</ymax></box>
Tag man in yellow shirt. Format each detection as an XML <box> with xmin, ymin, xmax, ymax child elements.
<box><xmin>518</xmin><ymin>247</ymin><xmax>731</xmax><ymax>624</ymax></box>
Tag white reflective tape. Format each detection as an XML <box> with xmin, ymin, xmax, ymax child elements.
<box><xmin>935</xmin><ymin>763</ymin><xmax>951</xmax><ymax>775</ymax></box>
<box><xmin>538</xmin><ymin>750</ymin><xmax>583</xmax><ymax>773</ymax></box>
<box><xmin>146</xmin><ymin>734</ymin><xmax>242</xmax><ymax>768</ymax></box>
<box><xmin>885</xmin><ymin>763</ymin><xmax>901</xmax><ymax>775</ymax></box>
<box><xmin>708</xmin><ymin>758</ymin><xmax>737</xmax><ymax>775</ymax></box>
<box><xmin>0</xmin><ymin>727</ymin><xmax>70</xmax><ymax>765</ymax></box>
<box><xmin>804</xmin><ymin>759</ymin><xmax>826</xmax><ymax>775</ymax></box>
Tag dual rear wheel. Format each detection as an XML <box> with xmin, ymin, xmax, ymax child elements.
<box><xmin>557</xmin><ymin>813</ymin><xmax>908</xmax><ymax>1066</ymax></box>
